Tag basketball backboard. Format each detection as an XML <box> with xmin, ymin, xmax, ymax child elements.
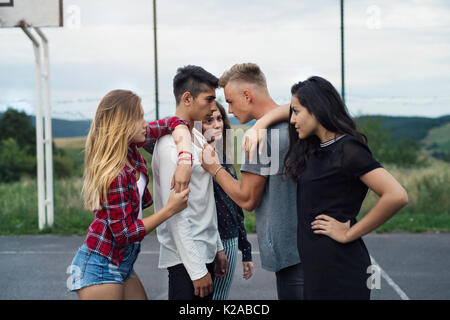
<box><xmin>0</xmin><ymin>0</ymin><xmax>63</xmax><ymax>28</ymax></box>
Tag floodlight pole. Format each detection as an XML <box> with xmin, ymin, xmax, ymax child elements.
<box><xmin>20</xmin><ymin>24</ymin><xmax>54</xmax><ymax>230</ymax></box>
<box><xmin>34</xmin><ymin>27</ymin><xmax>54</xmax><ymax>228</ymax></box>
<box><xmin>153</xmin><ymin>0</ymin><xmax>159</xmax><ymax>119</ymax></box>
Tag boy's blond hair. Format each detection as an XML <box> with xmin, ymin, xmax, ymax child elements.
<box><xmin>218</xmin><ymin>63</ymin><xmax>267</xmax><ymax>89</ymax></box>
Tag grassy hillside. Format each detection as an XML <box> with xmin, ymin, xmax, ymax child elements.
<box><xmin>356</xmin><ymin>115</ymin><xmax>450</xmax><ymax>142</ymax></box>
<box><xmin>1</xmin><ymin>156</ymin><xmax>448</xmax><ymax>235</ymax></box>
<box><xmin>37</xmin><ymin>118</ymin><xmax>91</xmax><ymax>138</ymax></box>
<box><xmin>2</xmin><ymin>109</ymin><xmax>449</xmax><ymax>143</ymax></box>
<box><xmin>2</xmin><ymin>110</ymin><xmax>449</xmax><ymax>235</ymax></box>
<box><xmin>54</xmin><ymin>136</ymin><xmax>86</xmax><ymax>149</ymax></box>
<box><xmin>360</xmin><ymin>158</ymin><xmax>450</xmax><ymax>232</ymax></box>
<box><xmin>423</xmin><ymin>122</ymin><xmax>450</xmax><ymax>152</ymax></box>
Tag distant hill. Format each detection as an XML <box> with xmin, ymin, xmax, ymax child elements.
<box><xmin>230</xmin><ymin>114</ymin><xmax>450</xmax><ymax>142</ymax></box>
<box><xmin>356</xmin><ymin>115</ymin><xmax>450</xmax><ymax>142</ymax></box>
<box><xmin>31</xmin><ymin>116</ymin><xmax>92</xmax><ymax>138</ymax></box>
<box><xmin>423</xmin><ymin>122</ymin><xmax>450</xmax><ymax>151</ymax></box>
<box><xmin>1</xmin><ymin>112</ymin><xmax>449</xmax><ymax>148</ymax></box>
<box><xmin>0</xmin><ymin>111</ymin><xmax>92</xmax><ymax>138</ymax></box>
<box><xmin>0</xmin><ymin>113</ymin><xmax>251</xmax><ymax>138</ymax></box>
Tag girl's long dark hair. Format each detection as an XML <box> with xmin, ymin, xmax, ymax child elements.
<box><xmin>214</xmin><ymin>101</ymin><xmax>235</xmax><ymax>174</ymax></box>
<box><xmin>284</xmin><ymin>76</ymin><xmax>367</xmax><ymax>181</ymax></box>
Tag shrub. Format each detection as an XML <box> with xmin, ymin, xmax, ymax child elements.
<box><xmin>0</xmin><ymin>138</ymin><xmax>35</xmax><ymax>183</ymax></box>
<box><xmin>53</xmin><ymin>154</ymin><xmax>75</xmax><ymax>178</ymax></box>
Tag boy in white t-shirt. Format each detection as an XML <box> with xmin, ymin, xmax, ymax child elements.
<box><xmin>152</xmin><ymin>65</ymin><xmax>228</xmax><ymax>300</ymax></box>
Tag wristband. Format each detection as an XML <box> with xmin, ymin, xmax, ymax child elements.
<box><xmin>178</xmin><ymin>151</ymin><xmax>192</xmax><ymax>157</ymax></box>
<box><xmin>177</xmin><ymin>151</ymin><xmax>193</xmax><ymax>165</ymax></box>
<box><xmin>177</xmin><ymin>157</ymin><xmax>193</xmax><ymax>165</ymax></box>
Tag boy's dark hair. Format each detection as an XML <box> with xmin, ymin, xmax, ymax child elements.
<box><xmin>173</xmin><ymin>65</ymin><xmax>218</xmax><ymax>105</ymax></box>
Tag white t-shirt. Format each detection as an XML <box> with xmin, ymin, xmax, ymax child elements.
<box><xmin>136</xmin><ymin>173</ymin><xmax>147</xmax><ymax>220</ymax></box>
<box><xmin>152</xmin><ymin>128</ymin><xmax>223</xmax><ymax>281</ymax></box>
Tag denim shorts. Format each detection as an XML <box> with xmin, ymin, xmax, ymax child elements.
<box><xmin>67</xmin><ymin>242</ymin><xmax>141</xmax><ymax>292</ymax></box>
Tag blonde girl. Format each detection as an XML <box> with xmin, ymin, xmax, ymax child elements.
<box><xmin>68</xmin><ymin>89</ymin><xmax>192</xmax><ymax>300</ymax></box>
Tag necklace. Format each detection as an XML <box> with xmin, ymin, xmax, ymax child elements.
<box><xmin>320</xmin><ymin>134</ymin><xmax>346</xmax><ymax>148</ymax></box>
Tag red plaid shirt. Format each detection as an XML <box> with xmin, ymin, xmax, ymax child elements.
<box><xmin>84</xmin><ymin>116</ymin><xmax>189</xmax><ymax>266</ymax></box>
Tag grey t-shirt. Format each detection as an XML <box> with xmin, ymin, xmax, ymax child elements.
<box><xmin>240</xmin><ymin>121</ymin><xmax>300</xmax><ymax>272</ymax></box>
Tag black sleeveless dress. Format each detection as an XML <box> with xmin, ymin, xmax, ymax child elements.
<box><xmin>296</xmin><ymin>135</ymin><xmax>382</xmax><ymax>300</ymax></box>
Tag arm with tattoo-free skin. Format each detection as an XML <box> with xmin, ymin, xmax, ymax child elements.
<box><xmin>199</xmin><ymin>105</ymin><xmax>291</xmax><ymax>208</ymax></box>
<box><xmin>311</xmin><ymin>168</ymin><xmax>408</xmax><ymax>243</ymax></box>
<box><xmin>142</xmin><ymin>118</ymin><xmax>193</xmax><ymax>193</ymax></box>
<box><xmin>199</xmin><ymin>143</ymin><xmax>266</xmax><ymax>211</ymax></box>
<box><xmin>171</xmin><ymin>124</ymin><xmax>193</xmax><ymax>192</ymax></box>
<box><xmin>243</xmin><ymin>104</ymin><xmax>290</xmax><ymax>162</ymax></box>
<box><xmin>243</xmin><ymin>104</ymin><xmax>409</xmax><ymax>242</ymax></box>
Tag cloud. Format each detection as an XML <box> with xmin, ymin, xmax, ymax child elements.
<box><xmin>0</xmin><ymin>0</ymin><xmax>449</xmax><ymax>119</ymax></box>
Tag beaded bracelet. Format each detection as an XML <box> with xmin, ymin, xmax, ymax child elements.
<box><xmin>213</xmin><ymin>166</ymin><xmax>224</xmax><ymax>179</ymax></box>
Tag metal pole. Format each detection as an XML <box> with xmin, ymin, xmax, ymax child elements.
<box><xmin>21</xmin><ymin>25</ymin><xmax>46</xmax><ymax>230</ymax></box>
<box><xmin>340</xmin><ymin>0</ymin><xmax>345</xmax><ymax>104</ymax></box>
<box><xmin>34</xmin><ymin>27</ymin><xmax>54</xmax><ymax>228</ymax></box>
<box><xmin>153</xmin><ymin>0</ymin><xmax>159</xmax><ymax>119</ymax></box>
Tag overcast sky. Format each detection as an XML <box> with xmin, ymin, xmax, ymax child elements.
<box><xmin>1</xmin><ymin>0</ymin><xmax>449</xmax><ymax>120</ymax></box>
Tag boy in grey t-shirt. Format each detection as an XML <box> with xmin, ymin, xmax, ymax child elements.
<box><xmin>199</xmin><ymin>63</ymin><xmax>303</xmax><ymax>300</ymax></box>
<box><xmin>240</xmin><ymin>121</ymin><xmax>299</xmax><ymax>273</ymax></box>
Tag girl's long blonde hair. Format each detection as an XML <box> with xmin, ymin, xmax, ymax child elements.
<box><xmin>82</xmin><ymin>89</ymin><xmax>143</xmax><ymax>211</ymax></box>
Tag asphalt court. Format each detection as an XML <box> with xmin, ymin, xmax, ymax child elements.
<box><xmin>0</xmin><ymin>233</ymin><xmax>448</xmax><ymax>300</ymax></box>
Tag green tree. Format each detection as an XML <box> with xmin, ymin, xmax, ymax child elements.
<box><xmin>358</xmin><ymin>117</ymin><xmax>420</xmax><ymax>167</ymax></box>
<box><xmin>0</xmin><ymin>108</ymin><xmax>76</xmax><ymax>181</ymax></box>
<box><xmin>0</xmin><ymin>108</ymin><xmax>36</xmax><ymax>155</ymax></box>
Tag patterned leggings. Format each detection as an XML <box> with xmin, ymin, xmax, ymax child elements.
<box><xmin>213</xmin><ymin>237</ymin><xmax>238</xmax><ymax>300</ymax></box>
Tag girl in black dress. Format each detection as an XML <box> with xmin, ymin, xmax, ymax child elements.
<box><xmin>247</xmin><ymin>76</ymin><xmax>408</xmax><ymax>300</ymax></box>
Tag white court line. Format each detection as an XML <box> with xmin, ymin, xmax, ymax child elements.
<box><xmin>370</xmin><ymin>255</ymin><xmax>410</xmax><ymax>300</ymax></box>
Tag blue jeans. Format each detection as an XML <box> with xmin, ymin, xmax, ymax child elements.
<box><xmin>67</xmin><ymin>242</ymin><xmax>140</xmax><ymax>291</ymax></box>
<box><xmin>275</xmin><ymin>263</ymin><xmax>305</xmax><ymax>300</ymax></box>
